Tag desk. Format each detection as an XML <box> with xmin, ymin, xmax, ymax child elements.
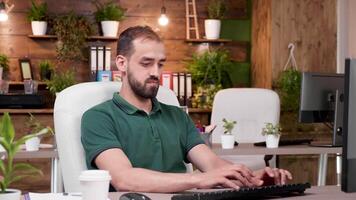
<box><xmin>0</xmin><ymin>148</ymin><xmax>59</xmax><ymax>193</ymax></box>
<box><xmin>109</xmin><ymin>186</ymin><xmax>356</xmax><ymax>200</ymax></box>
<box><xmin>211</xmin><ymin>144</ymin><xmax>342</xmax><ymax>186</ymax></box>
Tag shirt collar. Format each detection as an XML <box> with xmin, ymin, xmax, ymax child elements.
<box><xmin>112</xmin><ymin>93</ymin><xmax>161</xmax><ymax>115</ymax></box>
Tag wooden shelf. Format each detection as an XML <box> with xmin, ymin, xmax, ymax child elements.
<box><xmin>0</xmin><ymin>108</ymin><xmax>53</xmax><ymax>114</ymax></box>
<box><xmin>188</xmin><ymin>108</ymin><xmax>212</xmax><ymax>113</ymax></box>
<box><xmin>9</xmin><ymin>81</ymin><xmax>47</xmax><ymax>85</ymax></box>
<box><xmin>185</xmin><ymin>39</ymin><xmax>232</xmax><ymax>43</ymax></box>
<box><xmin>28</xmin><ymin>35</ymin><xmax>119</xmax><ymax>41</ymax></box>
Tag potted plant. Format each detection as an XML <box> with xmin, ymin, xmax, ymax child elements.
<box><xmin>262</xmin><ymin>123</ymin><xmax>282</xmax><ymax>148</ymax></box>
<box><xmin>205</xmin><ymin>0</ymin><xmax>226</xmax><ymax>39</ymax></box>
<box><xmin>39</xmin><ymin>60</ymin><xmax>54</xmax><ymax>81</ymax></box>
<box><xmin>221</xmin><ymin>118</ymin><xmax>236</xmax><ymax>149</ymax></box>
<box><xmin>53</xmin><ymin>12</ymin><xmax>92</xmax><ymax>61</ymax></box>
<box><xmin>93</xmin><ymin>1</ymin><xmax>125</xmax><ymax>37</ymax></box>
<box><xmin>0</xmin><ymin>113</ymin><xmax>44</xmax><ymax>200</ymax></box>
<box><xmin>25</xmin><ymin>113</ymin><xmax>53</xmax><ymax>151</ymax></box>
<box><xmin>0</xmin><ymin>53</ymin><xmax>9</xmax><ymax>80</ymax></box>
<box><xmin>27</xmin><ymin>0</ymin><xmax>48</xmax><ymax>35</ymax></box>
<box><xmin>45</xmin><ymin>69</ymin><xmax>76</xmax><ymax>96</ymax></box>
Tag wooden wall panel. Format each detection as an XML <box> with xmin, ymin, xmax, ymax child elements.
<box><xmin>271</xmin><ymin>0</ymin><xmax>337</xmax><ymax>80</ymax></box>
<box><xmin>251</xmin><ymin>0</ymin><xmax>272</xmax><ymax>88</ymax></box>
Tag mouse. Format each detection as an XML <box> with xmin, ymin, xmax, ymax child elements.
<box><xmin>119</xmin><ymin>192</ymin><xmax>152</xmax><ymax>200</ymax></box>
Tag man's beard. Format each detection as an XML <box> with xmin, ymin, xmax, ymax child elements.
<box><xmin>127</xmin><ymin>70</ymin><xmax>159</xmax><ymax>99</ymax></box>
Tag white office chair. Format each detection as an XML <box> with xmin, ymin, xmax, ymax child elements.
<box><xmin>211</xmin><ymin>88</ymin><xmax>280</xmax><ymax>170</ymax></box>
<box><xmin>53</xmin><ymin>82</ymin><xmax>183</xmax><ymax>192</ymax></box>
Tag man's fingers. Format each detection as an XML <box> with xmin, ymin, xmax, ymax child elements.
<box><xmin>221</xmin><ymin>178</ymin><xmax>240</xmax><ymax>190</ymax></box>
<box><xmin>264</xmin><ymin>167</ymin><xmax>275</xmax><ymax>177</ymax></box>
<box><xmin>273</xmin><ymin>168</ymin><xmax>281</xmax><ymax>185</ymax></box>
<box><xmin>280</xmin><ymin>169</ymin><xmax>286</xmax><ymax>184</ymax></box>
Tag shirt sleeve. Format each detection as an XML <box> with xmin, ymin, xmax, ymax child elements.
<box><xmin>81</xmin><ymin>108</ymin><xmax>122</xmax><ymax>169</ymax></box>
<box><xmin>183</xmin><ymin>111</ymin><xmax>205</xmax><ymax>162</ymax></box>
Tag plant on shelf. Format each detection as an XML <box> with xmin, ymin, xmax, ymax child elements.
<box><xmin>46</xmin><ymin>69</ymin><xmax>76</xmax><ymax>95</ymax></box>
<box><xmin>27</xmin><ymin>0</ymin><xmax>48</xmax><ymax>35</ymax></box>
<box><xmin>53</xmin><ymin>12</ymin><xmax>92</xmax><ymax>61</ymax></box>
<box><xmin>39</xmin><ymin>60</ymin><xmax>54</xmax><ymax>81</ymax></box>
<box><xmin>24</xmin><ymin>113</ymin><xmax>54</xmax><ymax>151</ymax></box>
<box><xmin>221</xmin><ymin>118</ymin><xmax>236</xmax><ymax>149</ymax></box>
<box><xmin>93</xmin><ymin>0</ymin><xmax>125</xmax><ymax>37</ymax></box>
<box><xmin>0</xmin><ymin>113</ymin><xmax>44</xmax><ymax>199</ymax></box>
<box><xmin>187</xmin><ymin>49</ymin><xmax>232</xmax><ymax>108</ymax></box>
<box><xmin>0</xmin><ymin>53</ymin><xmax>9</xmax><ymax>79</ymax></box>
<box><xmin>205</xmin><ymin>0</ymin><xmax>227</xmax><ymax>39</ymax></box>
<box><xmin>262</xmin><ymin>122</ymin><xmax>282</xmax><ymax>148</ymax></box>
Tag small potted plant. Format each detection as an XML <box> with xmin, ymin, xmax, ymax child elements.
<box><xmin>0</xmin><ymin>113</ymin><xmax>44</xmax><ymax>200</ymax></box>
<box><xmin>27</xmin><ymin>0</ymin><xmax>48</xmax><ymax>35</ymax></box>
<box><xmin>0</xmin><ymin>53</ymin><xmax>9</xmax><ymax>80</ymax></box>
<box><xmin>221</xmin><ymin>118</ymin><xmax>236</xmax><ymax>149</ymax></box>
<box><xmin>39</xmin><ymin>60</ymin><xmax>54</xmax><ymax>81</ymax></box>
<box><xmin>93</xmin><ymin>1</ymin><xmax>125</xmax><ymax>37</ymax></box>
<box><xmin>46</xmin><ymin>69</ymin><xmax>76</xmax><ymax>96</ymax></box>
<box><xmin>262</xmin><ymin>123</ymin><xmax>282</xmax><ymax>148</ymax></box>
<box><xmin>205</xmin><ymin>0</ymin><xmax>226</xmax><ymax>39</ymax></box>
<box><xmin>25</xmin><ymin>113</ymin><xmax>53</xmax><ymax>151</ymax></box>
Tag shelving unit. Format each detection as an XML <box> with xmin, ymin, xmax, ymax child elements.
<box><xmin>0</xmin><ymin>108</ymin><xmax>53</xmax><ymax>114</ymax></box>
<box><xmin>28</xmin><ymin>35</ymin><xmax>119</xmax><ymax>41</ymax></box>
<box><xmin>185</xmin><ymin>39</ymin><xmax>232</xmax><ymax>43</ymax></box>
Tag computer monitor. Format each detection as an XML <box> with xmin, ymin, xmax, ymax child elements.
<box><xmin>342</xmin><ymin>58</ymin><xmax>356</xmax><ymax>192</ymax></box>
<box><xmin>299</xmin><ymin>72</ymin><xmax>344</xmax><ymax>146</ymax></box>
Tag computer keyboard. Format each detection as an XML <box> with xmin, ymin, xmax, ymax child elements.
<box><xmin>171</xmin><ymin>183</ymin><xmax>311</xmax><ymax>200</ymax></box>
<box><xmin>254</xmin><ymin>139</ymin><xmax>313</xmax><ymax>147</ymax></box>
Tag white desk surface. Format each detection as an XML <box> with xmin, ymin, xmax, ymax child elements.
<box><xmin>211</xmin><ymin>143</ymin><xmax>342</xmax><ymax>156</ymax></box>
<box><xmin>109</xmin><ymin>186</ymin><xmax>356</xmax><ymax>200</ymax></box>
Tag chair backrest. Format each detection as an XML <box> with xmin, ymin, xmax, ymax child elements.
<box><xmin>211</xmin><ymin>88</ymin><xmax>280</xmax><ymax>143</ymax></box>
<box><xmin>54</xmin><ymin>82</ymin><xmax>180</xmax><ymax>192</ymax></box>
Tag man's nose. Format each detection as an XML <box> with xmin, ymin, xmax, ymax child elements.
<box><xmin>150</xmin><ymin>64</ymin><xmax>161</xmax><ymax>77</ymax></box>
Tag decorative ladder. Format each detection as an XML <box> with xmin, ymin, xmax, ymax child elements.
<box><xmin>185</xmin><ymin>0</ymin><xmax>200</xmax><ymax>39</ymax></box>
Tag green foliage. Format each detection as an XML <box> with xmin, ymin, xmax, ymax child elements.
<box><xmin>25</xmin><ymin>113</ymin><xmax>53</xmax><ymax>135</ymax></box>
<box><xmin>276</xmin><ymin>69</ymin><xmax>302</xmax><ymax>112</ymax></box>
<box><xmin>0</xmin><ymin>113</ymin><xmax>44</xmax><ymax>193</ymax></box>
<box><xmin>53</xmin><ymin>12</ymin><xmax>92</xmax><ymax>61</ymax></box>
<box><xmin>222</xmin><ymin>118</ymin><xmax>236</xmax><ymax>134</ymax></box>
<box><xmin>39</xmin><ymin>60</ymin><xmax>54</xmax><ymax>80</ymax></box>
<box><xmin>192</xmin><ymin>84</ymin><xmax>222</xmax><ymax>109</ymax></box>
<box><xmin>207</xmin><ymin>0</ymin><xmax>227</xmax><ymax>19</ymax></box>
<box><xmin>0</xmin><ymin>54</ymin><xmax>9</xmax><ymax>72</ymax></box>
<box><xmin>27</xmin><ymin>0</ymin><xmax>48</xmax><ymax>21</ymax></box>
<box><xmin>93</xmin><ymin>1</ymin><xmax>125</xmax><ymax>22</ymax></box>
<box><xmin>45</xmin><ymin>70</ymin><xmax>76</xmax><ymax>95</ymax></box>
<box><xmin>187</xmin><ymin>49</ymin><xmax>233</xmax><ymax>88</ymax></box>
<box><xmin>262</xmin><ymin>123</ymin><xmax>282</xmax><ymax>136</ymax></box>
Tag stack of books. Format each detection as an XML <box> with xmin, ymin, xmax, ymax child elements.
<box><xmin>160</xmin><ymin>72</ymin><xmax>192</xmax><ymax>106</ymax></box>
<box><xmin>90</xmin><ymin>46</ymin><xmax>121</xmax><ymax>82</ymax></box>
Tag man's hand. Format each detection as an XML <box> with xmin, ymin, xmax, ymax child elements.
<box><xmin>192</xmin><ymin>164</ymin><xmax>263</xmax><ymax>189</ymax></box>
<box><xmin>253</xmin><ymin>167</ymin><xmax>293</xmax><ymax>185</ymax></box>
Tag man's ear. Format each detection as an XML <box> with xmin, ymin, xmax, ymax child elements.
<box><xmin>116</xmin><ymin>55</ymin><xmax>127</xmax><ymax>72</ymax></box>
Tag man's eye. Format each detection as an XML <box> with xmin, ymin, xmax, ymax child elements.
<box><xmin>141</xmin><ymin>63</ymin><xmax>150</xmax><ymax>67</ymax></box>
<box><xmin>158</xmin><ymin>63</ymin><xmax>164</xmax><ymax>68</ymax></box>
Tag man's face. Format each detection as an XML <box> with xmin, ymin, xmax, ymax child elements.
<box><xmin>126</xmin><ymin>38</ymin><xmax>166</xmax><ymax>99</ymax></box>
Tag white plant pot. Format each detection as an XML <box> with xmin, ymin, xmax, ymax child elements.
<box><xmin>101</xmin><ymin>21</ymin><xmax>119</xmax><ymax>37</ymax></box>
<box><xmin>265</xmin><ymin>134</ymin><xmax>280</xmax><ymax>148</ymax></box>
<box><xmin>221</xmin><ymin>134</ymin><xmax>235</xmax><ymax>149</ymax></box>
<box><xmin>204</xmin><ymin>19</ymin><xmax>221</xmax><ymax>39</ymax></box>
<box><xmin>25</xmin><ymin>136</ymin><xmax>41</xmax><ymax>151</ymax></box>
<box><xmin>31</xmin><ymin>21</ymin><xmax>47</xmax><ymax>35</ymax></box>
<box><xmin>0</xmin><ymin>189</ymin><xmax>21</xmax><ymax>200</ymax></box>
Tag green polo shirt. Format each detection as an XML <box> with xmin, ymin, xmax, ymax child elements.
<box><xmin>81</xmin><ymin>92</ymin><xmax>204</xmax><ymax>173</ymax></box>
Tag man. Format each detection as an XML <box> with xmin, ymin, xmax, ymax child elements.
<box><xmin>81</xmin><ymin>26</ymin><xmax>292</xmax><ymax>193</ymax></box>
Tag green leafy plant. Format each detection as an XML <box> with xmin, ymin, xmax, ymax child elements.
<box><xmin>222</xmin><ymin>118</ymin><xmax>236</xmax><ymax>135</ymax></box>
<box><xmin>53</xmin><ymin>12</ymin><xmax>92</xmax><ymax>61</ymax></box>
<box><xmin>0</xmin><ymin>113</ymin><xmax>44</xmax><ymax>193</ymax></box>
<box><xmin>262</xmin><ymin>123</ymin><xmax>282</xmax><ymax>136</ymax></box>
<box><xmin>39</xmin><ymin>60</ymin><xmax>54</xmax><ymax>81</ymax></box>
<box><xmin>45</xmin><ymin>70</ymin><xmax>76</xmax><ymax>95</ymax></box>
<box><xmin>207</xmin><ymin>0</ymin><xmax>227</xmax><ymax>19</ymax></box>
<box><xmin>27</xmin><ymin>0</ymin><xmax>48</xmax><ymax>21</ymax></box>
<box><xmin>0</xmin><ymin>54</ymin><xmax>9</xmax><ymax>72</ymax></box>
<box><xmin>25</xmin><ymin>113</ymin><xmax>53</xmax><ymax>135</ymax></box>
<box><xmin>187</xmin><ymin>49</ymin><xmax>233</xmax><ymax>88</ymax></box>
<box><xmin>192</xmin><ymin>84</ymin><xmax>222</xmax><ymax>109</ymax></box>
<box><xmin>276</xmin><ymin>69</ymin><xmax>302</xmax><ymax>112</ymax></box>
<box><xmin>93</xmin><ymin>1</ymin><xmax>125</xmax><ymax>22</ymax></box>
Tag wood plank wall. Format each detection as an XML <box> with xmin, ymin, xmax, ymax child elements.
<box><xmin>252</xmin><ymin>0</ymin><xmax>337</xmax><ymax>88</ymax></box>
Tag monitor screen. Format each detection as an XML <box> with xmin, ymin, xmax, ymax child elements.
<box><xmin>299</xmin><ymin>72</ymin><xmax>344</xmax><ymax>123</ymax></box>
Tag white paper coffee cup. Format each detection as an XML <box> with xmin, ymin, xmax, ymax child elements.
<box><xmin>79</xmin><ymin>170</ymin><xmax>111</xmax><ymax>200</ymax></box>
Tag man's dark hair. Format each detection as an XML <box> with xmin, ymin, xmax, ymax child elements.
<box><xmin>117</xmin><ymin>26</ymin><xmax>162</xmax><ymax>58</ymax></box>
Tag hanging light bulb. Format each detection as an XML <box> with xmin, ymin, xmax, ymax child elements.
<box><xmin>158</xmin><ymin>2</ymin><xmax>169</xmax><ymax>26</ymax></box>
<box><xmin>0</xmin><ymin>1</ymin><xmax>8</xmax><ymax>22</ymax></box>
